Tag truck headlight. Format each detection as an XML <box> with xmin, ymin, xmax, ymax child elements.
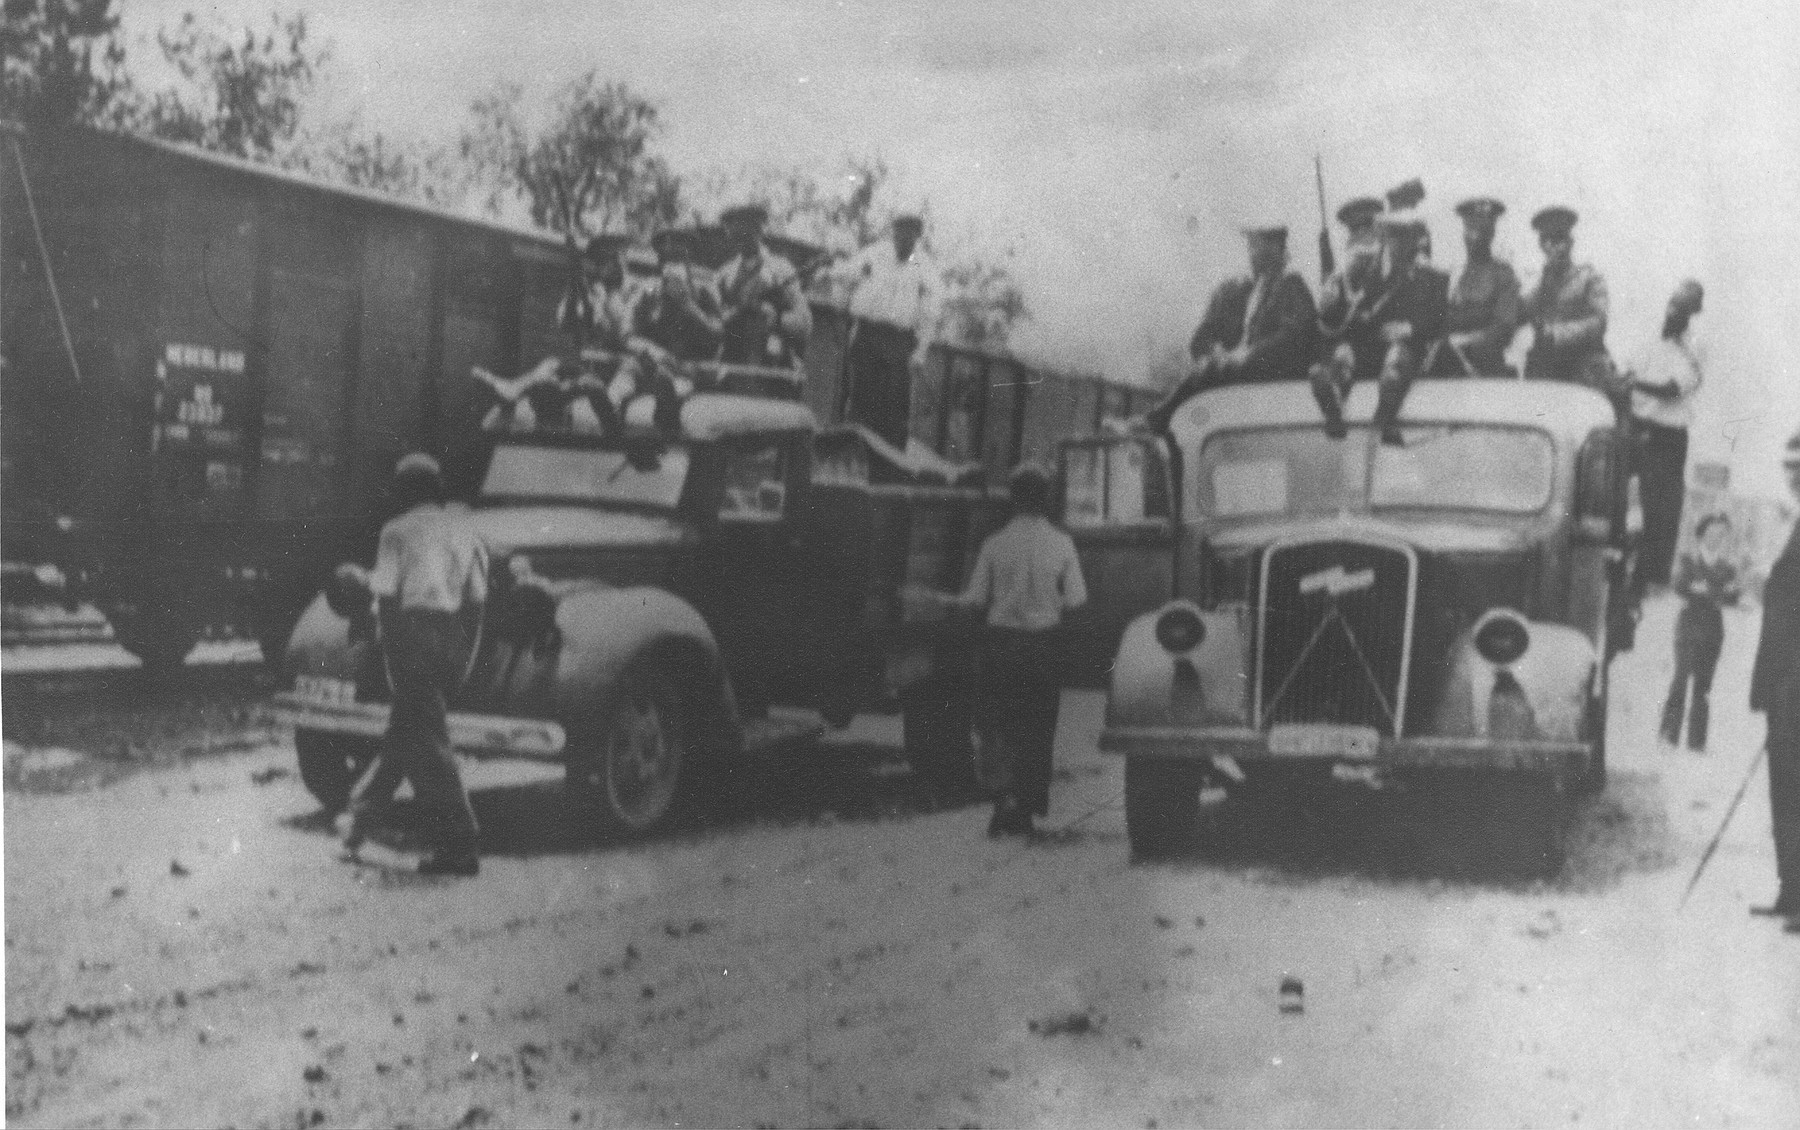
<box><xmin>1154</xmin><ymin>607</ymin><xmax>1206</xmax><ymax>653</ymax></box>
<box><xmin>1474</xmin><ymin>610</ymin><xmax>1529</xmax><ymax>665</ymax></box>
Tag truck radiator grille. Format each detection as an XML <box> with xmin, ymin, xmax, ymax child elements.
<box><xmin>1256</xmin><ymin>538</ymin><xmax>1415</xmax><ymax>735</ymax></box>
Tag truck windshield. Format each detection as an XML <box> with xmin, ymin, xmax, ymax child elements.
<box><xmin>480</xmin><ymin>444</ymin><xmax>691</xmax><ymax>508</ymax></box>
<box><xmin>1194</xmin><ymin>425</ymin><xmax>1555</xmax><ymax>519</ymax></box>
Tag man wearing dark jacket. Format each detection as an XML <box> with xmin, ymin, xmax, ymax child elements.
<box><xmin>1750</xmin><ymin>431</ymin><xmax>1800</xmax><ymax>928</ymax></box>
<box><xmin>1146</xmin><ymin>225</ymin><xmax>1317</xmax><ymax>431</ymax></box>
<box><xmin>1312</xmin><ymin>211</ymin><xmax>1449</xmax><ymax>443</ymax></box>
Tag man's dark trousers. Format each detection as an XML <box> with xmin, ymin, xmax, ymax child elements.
<box><xmin>382</xmin><ymin>608</ymin><xmax>480</xmax><ymax>858</ymax></box>
<box><xmin>1634</xmin><ymin>420</ymin><xmax>1689</xmax><ymax>588</ymax></box>
<box><xmin>1769</xmin><ymin>689</ymin><xmax>1800</xmax><ymax>906</ymax></box>
<box><xmin>844</xmin><ymin>319</ymin><xmax>917</xmax><ymax>451</ymax></box>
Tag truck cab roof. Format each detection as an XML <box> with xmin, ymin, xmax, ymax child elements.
<box><xmin>1167</xmin><ymin>378</ymin><xmax>1617</xmax><ymax>451</ymax></box>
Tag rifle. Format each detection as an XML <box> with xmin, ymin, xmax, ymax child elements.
<box><xmin>1315</xmin><ymin>154</ymin><xmax>1336</xmax><ymax>284</ymax></box>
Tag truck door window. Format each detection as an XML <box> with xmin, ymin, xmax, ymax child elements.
<box><xmin>1064</xmin><ymin>441</ymin><xmax>1166</xmax><ymax>529</ymax></box>
<box><xmin>720</xmin><ymin>444</ymin><xmax>787</xmax><ymax>521</ymax></box>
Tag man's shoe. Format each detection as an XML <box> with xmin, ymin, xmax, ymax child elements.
<box><xmin>418</xmin><ymin>853</ymin><xmax>480</xmax><ymax>877</ymax></box>
<box><xmin>1750</xmin><ymin>893</ymin><xmax>1796</xmax><ymax>917</ymax></box>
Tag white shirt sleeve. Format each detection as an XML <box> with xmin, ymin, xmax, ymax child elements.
<box><xmin>962</xmin><ymin>537</ymin><xmax>995</xmax><ymax>609</ymax></box>
<box><xmin>367</xmin><ymin>522</ymin><xmax>402</xmax><ymax>599</ymax></box>
<box><xmin>1058</xmin><ymin>533</ymin><xmax>1089</xmax><ymax>611</ymax></box>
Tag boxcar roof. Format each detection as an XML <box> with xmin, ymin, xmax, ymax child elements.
<box><xmin>1168</xmin><ymin>378</ymin><xmax>1617</xmax><ymax>449</ymax></box>
<box><xmin>94</xmin><ymin>129</ymin><xmax>566</xmax><ymax>252</ymax></box>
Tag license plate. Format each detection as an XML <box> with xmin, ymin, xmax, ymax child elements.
<box><xmin>292</xmin><ymin>675</ymin><xmax>357</xmax><ymax>707</ymax></box>
<box><xmin>1268</xmin><ymin>723</ymin><xmax>1380</xmax><ymax>760</ymax></box>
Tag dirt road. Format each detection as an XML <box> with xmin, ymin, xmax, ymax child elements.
<box><xmin>6</xmin><ymin>596</ymin><xmax>1798</xmax><ymax>1128</ymax></box>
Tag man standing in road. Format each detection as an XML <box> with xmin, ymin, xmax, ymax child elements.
<box><xmin>716</xmin><ymin>203</ymin><xmax>813</xmax><ymax>369</ymax></box>
<box><xmin>347</xmin><ymin>453</ymin><xmax>488</xmax><ymax>877</ymax></box>
<box><xmin>1750</xmin><ymin>432</ymin><xmax>1800</xmax><ymax>930</ymax></box>
<box><xmin>1312</xmin><ymin>211</ymin><xmax>1448</xmax><ymax>443</ymax></box>
<box><xmin>1523</xmin><ymin>206</ymin><xmax>1616</xmax><ymax>390</ymax></box>
<box><xmin>931</xmin><ymin>464</ymin><xmax>1088</xmax><ymax>837</ymax></box>
<box><xmin>1430</xmin><ymin>197</ymin><xmax>1522</xmax><ymax>376</ymax></box>
<box><xmin>835</xmin><ymin>210</ymin><xmax>943</xmax><ymax>450</ymax></box>
<box><xmin>1145</xmin><ymin>225</ymin><xmax>1318</xmax><ymax>431</ymax></box>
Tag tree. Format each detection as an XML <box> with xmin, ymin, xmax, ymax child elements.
<box><xmin>939</xmin><ymin>251</ymin><xmax>1029</xmax><ymax>351</ymax></box>
<box><xmin>118</xmin><ymin>11</ymin><xmax>324</xmax><ymax>161</ymax></box>
<box><xmin>462</xmin><ymin>74</ymin><xmax>681</xmax><ymax>239</ymax></box>
<box><xmin>0</xmin><ymin>0</ymin><xmax>128</xmax><ymax>129</ymax></box>
<box><xmin>691</xmin><ymin>156</ymin><xmax>892</xmax><ymax>252</ymax></box>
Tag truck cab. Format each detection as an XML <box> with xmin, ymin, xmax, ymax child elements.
<box><xmin>1087</xmin><ymin>378</ymin><xmax>1632</xmax><ymax>869</ymax></box>
<box><xmin>272</xmin><ymin>371</ymin><xmax>1002</xmax><ymax>840</ymax></box>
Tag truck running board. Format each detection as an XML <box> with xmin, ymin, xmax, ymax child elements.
<box><xmin>270</xmin><ymin>692</ymin><xmax>566</xmax><ymax>760</ymax></box>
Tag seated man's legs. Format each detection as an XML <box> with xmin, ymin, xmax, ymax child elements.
<box><xmin>1373</xmin><ymin>341</ymin><xmax>1420</xmax><ymax>445</ymax></box>
<box><xmin>1309</xmin><ymin>344</ymin><xmax>1355</xmax><ymax>439</ymax></box>
<box><xmin>1146</xmin><ymin>356</ymin><xmax>1225</xmax><ymax>433</ymax></box>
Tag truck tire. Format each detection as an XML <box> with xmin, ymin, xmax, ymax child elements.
<box><xmin>104</xmin><ymin>603</ymin><xmax>199</xmax><ymax>673</ymax></box>
<box><xmin>901</xmin><ymin>676</ymin><xmax>976</xmax><ymax>794</ymax></box>
<box><xmin>1124</xmin><ymin>756</ymin><xmax>1202</xmax><ymax>860</ymax></box>
<box><xmin>566</xmin><ymin>657</ymin><xmax>695</xmax><ymax>840</ymax></box>
<box><xmin>295</xmin><ymin>730</ymin><xmax>378</xmax><ymax>814</ymax></box>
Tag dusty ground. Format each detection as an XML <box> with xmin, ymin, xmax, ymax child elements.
<box><xmin>5</xmin><ymin>595</ymin><xmax>1798</xmax><ymax>1129</ymax></box>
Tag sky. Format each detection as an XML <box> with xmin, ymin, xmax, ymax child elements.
<box><xmin>121</xmin><ymin>0</ymin><xmax>1800</xmax><ymax>495</ymax></box>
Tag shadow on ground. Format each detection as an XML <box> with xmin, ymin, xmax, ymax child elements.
<box><xmin>283</xmin><ymin>737</ymin><xmax>987</xmax><ymax>859</ymax></box>
<box><xmin>1135</xmin><ymin>768</ymin><xmax>1680</xmax><ymax>893</ymax></box>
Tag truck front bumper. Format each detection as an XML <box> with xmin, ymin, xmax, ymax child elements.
<box><xmin>1098</xmin><ymin>724</ymin><xmax>1591</xmax><ymax>778</ymax></box>
<box><xmin>270</xmin><ymin>692</ymin><xmax>567</xmax><ymax>761</ymax></box>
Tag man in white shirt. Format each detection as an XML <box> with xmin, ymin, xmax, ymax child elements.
<box><xmin>347</xmin><ymin>453</ymin><xmax>489</xmax><ymax>876</ymax></box>
<box><xmin>1626</xmin><ymin>279</ymin><xmax>1705</xmax><ymax>593</ymax></box>
<box><xmin>947</xmin><ymin>465</ymin><xmax>1088</xmax><ymax>836</ymax></box>
<box><xmin>837</xmin><ymin>211</ymin><xmax>943</xmax><ymax>449</ymax></box>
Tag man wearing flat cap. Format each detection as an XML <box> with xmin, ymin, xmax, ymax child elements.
<box><xmin>1523</xmin><ymin>206</ymin><xmax>1615</xmax><ymax>389</ymax></box>
<box><xmin>1430</xmin><ymin>197</ymin><xmax>1522</xmax><ymax>376</ymax></box>
<box><xmin>1146</xmin><ymin>224</ymin><xmax>1318</xmax><ymax>431</ymax></box>
<box><xmin>716</xmin><ymin>203</ymin><xmax>813</xmax><ymax>369</ymax></box>
<box><xmin>1749</xmin><ymin>430</ymin><xmax>1800</xmax><ymax>930</ymax></box>
<box><xmin>833</xmin><ymin>210</ymin><xmax>944</xmax><ymax>449</ymax></box>
<box><xmin>1336</xmin><ymin>196</ymin><xmax>1384</xmax><ymax>274</ymax></box>
<box><xmin>1312</xmin><ymin>210</ymin><xmax>1448</xmax><ymax>443</ymax></box>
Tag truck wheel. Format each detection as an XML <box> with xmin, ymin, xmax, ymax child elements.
<box><xmin>567</xmin><ymin>658</ymin><xmax>694</xmax><ymax>840</ymax></box>
<box><xmin>295</xmin><ymin>730</ymin><xmax>377</xmax><ymax>814</ymax></box>
<box><xmin>1125</xmin><ymin>757</ymin><xmax>1202</xmax><ymax>860</ymax></box>
<box><xmin>901</xmin><ymin>678</ymin><xmax>976</xmax><ymax>794</ymax></box>
<box><xmin>104</xmin><ymin>603</ymin><xmax>199</xmax><ymax>673</ymax></box>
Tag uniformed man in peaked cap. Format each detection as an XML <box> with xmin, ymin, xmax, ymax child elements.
<box><xmin>1523</xmin><ymin>206</ymin><xmax>1615</xmax><ymax>390</ymax></box>
<box><xmin>1750</xmin><ymin>430</ymin><xmax>1800</xmax><ymax>930</ymax></box>
<box><xmin>1145</xmin><ymin>224</ymin><xmax>1318</xmax><ymax>431</ymax></box>
<box><xmin>1430</xmin><ymin>196</ymin><xmax>1522</xmax><ymax>375</ymax></box>
<box><xmin>716</xmin><ymin>202</ymin><xmax>812</xmax><ymax>368</ymax></box>
<box><xmin>1311</xmin><ymin>209</ymin><xmax>1448</xmax><ymax>443</ymax></box>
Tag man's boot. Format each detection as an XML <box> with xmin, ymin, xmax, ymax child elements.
<box><xmin>1310</xmin><ymin>366</ymin><xmax>1348</xmax><ymax>439</ymax></box>
<box><xmin>1374</xmin><ymin>377</ymin><xmax>1410</xmax><ymax>446</ymax></box>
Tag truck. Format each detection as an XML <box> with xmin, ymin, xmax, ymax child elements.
<box><xmin>0</xmin><ymin>124</ymin><xmax>1154</xmax><ymax>667</ymax></box>
<box><xmin>271</xmin><ymin>374</ymin><xmax>1004</xmax><ymax>836</ymax></box>
<box><xmin>1076</xmin><ymin>377</ymin><xmax>1635</xmax><ymax>871</ymax></box>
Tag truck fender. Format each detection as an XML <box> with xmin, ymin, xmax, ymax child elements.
<box><xmin>284</xmin><ymin>592</ymin><xmax>362</xmax><ymax>681</ymax></box>
<box><xmin>1107</xmin><ymin>601</ymin><xmax>1251</xmax><ymax>728</ymax></box>
<box><xmin>550</xmin><ymin>587</ymin><xmax>740</xmax><ymax>757</ymax></box>
<box><xmin>1432</xmin><ymin>611</ymin><xmax>1596</xmax><ymax>741</ymax></box>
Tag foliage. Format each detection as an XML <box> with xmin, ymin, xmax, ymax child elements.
<box><xmin>461</xmin><ymin>73</ymin><xmax>681</xmax><ymax>239</ymax></box>
<box><xmin>115</xmin><ymin>11</ymin><xmax>323</xmax><ymax>161</ymax></box>
<box><xmin>939</xmin><ymin>250</ymin><xmax>1029</xmax><ymax>351</ymax></box>
<box><xmin>690</xmin><ymin>156</ymin><xmax>892</xmax><ymax>252</ymax></box>
<box><xmin>0</xmin><ymin>0</ymin><xmax>128</xmax><ymax>129</ymax></box>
